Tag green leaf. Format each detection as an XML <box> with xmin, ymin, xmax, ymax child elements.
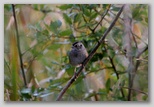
<box><xmin>110</xmin><ymin>5</ymin><xmax>121</xmax><ymax>11</ymax></box>
<box><xmin>90</xmin><ymin>12</ymin><xmax>98</xmax><ymax>20</ymax></box>
<box><xmin>88</xmin><ymin>4</ymin><xmax>98</xmax><ymax>10</ymax></box>
<box><xmin>21</xmin><ymin>88</ymin><xmax>31</xmax><ymax>94</ymax></box>
<box><xmin>59</xmin><ymin>29</ymin><xmax>72</xmax><ymax>36</ymax></box>
<box><xmin>106</xmin><ymin>78</ymin><xmax>111</xmax><ymax>93</ymax></box>
<box><xmin>20</xmin><ymin>88</ymin><xmax>33</xmax><ymax>100</ymax></box>
<box><xmin>116</xmin><ymin>97</ymin><xmax>127</xmax><ymax>101</ymax></box>
<box><xmin>31</xmin><ymin>86</ymin><xmax>36</xmax><ymax>93</ymax></box>
<box><xmin>35</xmin><ymin>22</ymin><xmax>42</xmax><ymax>31</ymax></box>
<box><xmin>32</xmin><ymin>4</ymin><xmax>38</xmax><ymax>10</ymax></box>
<box><xmin>52</xmin><ymin>20</ymin><xmax>62</xmax><ymax>28</ymax></box>
<box><xmin>100</xmin><ymin>26</ymin><xmax>107</xmax><ymax>33</ymax></box>
<box><xmin>83</xmin><ymin>8</ymin><xmax>91</xmax><ymax>17</ymax></box>
<box><xmin>42</xmin><ymin>29</ymin><xmax>49</xmax><ymax>36</ymax></box>
<box><xmin>44</xmin><ymin>22</ymin><xmax>51</xmax><ymax>30</ymax></box>
<box><xmin>49</xmin><ymin>82</ymin><xmax>62</xmax><ymax>89</ymax></box>
<box><xmin>49</xmin><ymin>78</ymin><xmax>69</xmax><ymax>89</ymax></box>
<box><xmin>4</xmin><ymin>4</ymin><xmax>12</xmax><ymax>11</ymax></box>
<box><xmin>48</xmin><ymin>44</ymin><xmax>61</xmax><ymax>50</ymax></box>
<box><xmin>102</xmin><ymin>4</ymin><xmax>110</xmax><ymax>9</ymax></box>
<box><xmin>58</xmin><ymin>4</ymin><xmax>73</xmax><ymax>10</ymax></box>
<box><xmin>142</xmin><ymin>95</ymin><xmax>148</xmax><ymax>100</ymax></box>
<box><xmin>91</xmin><ymin>53</ymin><xmax>103</xmax><ymax>62</ymax></box>
<box><xmin>63</xmin><ymin>13</ymin><xmax>72</xmax><ymax>24</ymax></box>
<box><xmin>66</xmin><ymin>65</ymin><xmax>75</xmax><ymax>76</ymax></box>
<box><xmin>98</xmin><ymin>88</ymin><xmax>108</xmax><ymax>100</ymax></box>
<box><xmin>21</xmin><ymin>93</ymin><xmax>32</xmax><ymax>99</ymax></box>
<box><xmin>39</xmin><ymin>92</ymin><xmax>54</xmax><ymax>98</ymax></box>
<box><xmin>132</xmin><ymin>8</ymin><xmax>140</xmax><ymax>19</ymax></box>
<box><xmin>50</xmin><ymin>20</ymin><xmax>62</xmax><ymax>34</ymax></box>
<box><xmin>74</xmin><ymin>13</ymin><xmax>82</xmax><ymax>23</ymax></box>
<box><xmin>74</xmin><ymin>76</ymin><xmax>83</xmax><ymax>84</ymax></box>
<box><xmin>32</xmin><ymin>4</ymin><xmax>45</xmax><ymax>11</ymax></box>
<box><xmin>10</xmin><ymin>34</ymin><xmax>20</xmax><ymax>101</ymax></box>
<box><xmin>51</xmin><ymin>60</ymin><xmax>60</xmax><ymax>65</ymax></box>
<box><xmin>56</xmin><ymin>20</ymin><xmax>62</xmax><ymax>28</ymax></box>
<box><xmin>66</xmin><ymin>68</ymin><xmax>74</xmax><ymax>76</ymax></box>
<box><xmin>69</xmin><ymin>34</ymin><xmax>76</xmax><ymax>42</ymax></box>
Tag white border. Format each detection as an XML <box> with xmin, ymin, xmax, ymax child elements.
<box><xmin>1</xmin><ymin>0</ymin><xmax>153</xmax><ymax>107</ymax></box>
<box><xmin>1</xmin><ymin>0</ymin><xmax>152</xmax><ymax>4</ymax></box>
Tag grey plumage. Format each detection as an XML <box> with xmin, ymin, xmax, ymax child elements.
<box><xmin>69</xmin><ymin>41</ymin><xmax>88</xmax><ymax>66</ymax></box>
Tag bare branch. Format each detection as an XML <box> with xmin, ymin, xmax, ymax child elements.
<box><xmin>12</xmin><ymin>4</ymin><xmax>27</xmax><ymax>87</ymax></box>
<box><xmin>136</xmin><ymin>45</ymin><xmax>148</xmax><ymax>58</ymax></box>
<box><xmin>135</xmin><ymin>45</ymin><xmax>148</xmax><ymax>72</ymax></box>
<box><xmin>123</xmin><ymin>4</ymin><xmax>135</xmax><ymax>101</ymax></box>
<box><xmin>132</xmin><ymin>32</ymin><xmax>148</xmax><ymax>45</ymax></box>
<box><xmin>121</xmin><ymin>86</ymin><xmax>148</xmax><ymax>96</ymax></box>
<box><xmin>103</xmin><ymin>44</ymin><xmax>125</xmax><ymax>98</ymax></box>
<box><xmin>56</xmin><ymin>5</ymin><xmax>124</xmax><ymax>101</ymax></box>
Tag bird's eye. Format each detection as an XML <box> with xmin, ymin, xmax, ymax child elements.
<box><xmin>80</xmin><ymin>44</ymin><xmax>82</xmax><ymax>47</ymax></box>
<box><xmin>74</xmin><ymin>45</ymin><xmax>77</xmax><ymax>47</ymax></box>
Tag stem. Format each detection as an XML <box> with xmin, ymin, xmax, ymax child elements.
<box><xmin>108</xmin><ymin>56</ymin><xmax>125</xmax><ymax>98</ymax></box>
<box><xmin>93</xmin><ymin>4</ymin><xmax>111</xmax><ymax>32</ymax></box>
<box><xmin>121</xmin><ymin>86</ymin><xmax>148</xmax><ymax>96</ymax></box>
<box><xmin>12</xmin><ymin>4</ymin><xmax>27</xmax><ymax>87</ymax></box>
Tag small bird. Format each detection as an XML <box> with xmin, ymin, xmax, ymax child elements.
<box><xmin>69</xmin><ymin>41</ymin><xmax>88</xmax><ymax>67</ymax></box>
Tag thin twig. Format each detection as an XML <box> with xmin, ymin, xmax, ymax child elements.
<box><xmin>12</xmin><ymin>4</ymin><xmax>27</xmax><ymax>87</ymax></box>
<box><xmin>136</xmin><ymin>58</ymin><xmax>148</xmax><ymax>62</ymax></box>
<box><xmin>108</xmin><ymin>56</ymin><xmax>119</xmax><ymax>78</ymax></box>
<box><xmin>92</xmin><ymin>4</ymin><xmax>111</xmax><ymax>33</ymax></box>
<box><xmin>131</xmin><ymin>32</ymin><xmax>148</xmax><ymax>45</ymax></box>
<box><xmin>131</xmin><ymin>31</ymin><xmax>138</xmax><ymax>48</ymax></box>
<box><xmin>109</xmin><ymin>10</ymin><xmax>124</xmax><ymax>21</ymax></box>
<box><xmin>104</xmin><ymin>44</ymin><xmax>125</xmax><ymax>98</ymax></box>
<box><xmin>109</xmin><ymin>56</ymin><xmax>125</xmax><ymax>98</ymax></box>
<box><xmin>136</xmin><ymin>45</ymin><xmax>148</xmax><ymax>58</ymax></box>
<box><xmin>121</xmin><ymin>86</ymin><xmax>148</xmax><ymax>96</ymax></box>
<box><xmin>135</xmin><ymin>45</ymin><xmax>148</xmax><ymax>72</ymax></box>
<box><xmin>56</xmin><ymin>5</ymin><xmax>124</xmax><ymax>101</ymax></box>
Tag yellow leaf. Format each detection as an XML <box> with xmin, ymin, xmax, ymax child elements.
<box><xmin>132</xmin><ymin>23</ymin><xmax>142</xmax><ymax>43</ymax></box>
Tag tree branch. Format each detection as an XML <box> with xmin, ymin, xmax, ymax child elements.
<box><xmin>56</xmin><ymin>5</ymin><xmax>124</xmax><ymax>101</ymax></box>
<box><xmin>121</xmin><ymin>86</ymin><xmax>148</xmax><ymax>96</ymax></box>
<box><xmin>136</xmin><ymin>45</ymin><xmax>148</xmax><ymax>58</ymax></box>
<box><xmin>123</xmin><ymin>4</ymin><xmax>135</xmax><ymax>101</ymax></box>
<box><xmin>12</xmin><ymin>4</ymin><xmax>27</xmax><ymax>87</ymax></box>
<box><xmin>104</xmin><ymin>45</ymin><xmax>125</xmax><ymax>98</ymax></box>
<box><xmin>108</xmin><ymin>56</ymin><xmax>125</xmax><ymax>98</ymax></box>
<box><xmin>135</xmin><ymin>45</ymin><xmax>148</xmax><ymax>73</ymax></box>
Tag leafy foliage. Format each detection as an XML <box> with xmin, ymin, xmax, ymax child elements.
<box><xmin>4</xmin><ymin>4</ymin><xmax>148</xmax><ymax>101</ymax></box>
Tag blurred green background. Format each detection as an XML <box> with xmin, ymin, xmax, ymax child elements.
<box><xmin>4</xmin><ymin>4</ymin><xmax>148</xmax><ymax>101</ymax></box>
